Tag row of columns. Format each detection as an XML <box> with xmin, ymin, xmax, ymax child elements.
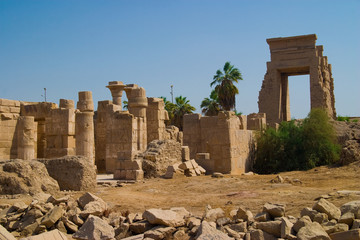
<box><xmin>17</xmin><ymin>91</ymin><xmax>95</xmax><ymax>162</ymax></box>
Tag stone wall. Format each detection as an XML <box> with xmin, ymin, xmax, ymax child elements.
<box><xmin>0</xmin><ymin>98</ymin><xmax>21</xmax><ymax>159</ymax></box>
<box><xmin>183</xmin><ymin>112</ymin><xmax>254</xmax><ymax>174</ymax></box>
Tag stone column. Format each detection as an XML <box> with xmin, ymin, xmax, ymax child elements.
<box><xmin>76</xmin><ymin>91</ymin><xmax>94</xmax><ymax>163</ymax></box>
<box><xmin>106</xmin><ymin>81</ymin><xmax>126</xmax><ymax>107</ymax></box>
<box><xmin>124</xmin><ymin>86</ymin><xmax>148</xmax><ymax>118</ymax></box>
<box><xmin>17</xmin><ymin>116</ymin><xmax>36</xmax><ymax>160</ymax></box>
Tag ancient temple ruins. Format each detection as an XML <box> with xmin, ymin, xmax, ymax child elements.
<box><xmin>258</xmin><ymin>34</ymin><xmax>336</xmax><ymax>124</ymax></box>
<box><xmin>0</xmin><ymin>34</ymin><xmax>338</xmax><ymax>180</ymax></box>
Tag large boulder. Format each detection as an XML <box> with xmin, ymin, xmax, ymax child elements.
<box><xmin>195</xmin><ymin>221</ymin><xmax>232</xmax><ymax>240</ymax></box>
<box><xmin>0</xmin><ymin>159</ymin><xmax>59</xmax><ymax>195</ymax></box>
<box><xmin>73</xmin><ymin>215</ymin><xmax>115</xmax><ymax>240</ymax></box>
<box><xmin>297</xmin><ymin>222</ymin><xmax>330</xmax><ymax>240</ymax></box>
<box><xmin>141</xmin><ymin>140</ymin><xmax>182</xmax><ymax>178</ymax></box>
<box><xmin>143</xmin><ymin>208</ymin><xmax>186</xmax><ymax>227</ymax></box>
<box><xmin>313</xmin><ymin>198</ymin><xmax>341</xmax><ymax>220</ymax></box>
<box><xmin>38</xmin><ymin>155</ymin><xmax>96</xmax><ymax>191</ymax></box>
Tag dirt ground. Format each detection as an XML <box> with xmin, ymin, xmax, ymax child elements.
<box><xmin>1</xmin><ymin>161</ymin><xmax>359</xmax><ymax>218</ymax></box>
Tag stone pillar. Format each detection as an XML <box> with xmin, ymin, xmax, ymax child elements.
<box><xmin>76</xmin><ymin>91</ymin><xmax>94</xmax><ymax>163</ymax></box>
<box><xmin>17</xmin><ymin>116</ymin><xmax>36</xmax><ymax>160</ymax></box>
<box><xmin>106</xmin><ymin>81</ymin><xmax>126</xmax><ymax>107</ymax></box>
<box><xmin>124</xmin><ymin>85</ymin><xmax>148</xmax><ymax>118</ymax></box>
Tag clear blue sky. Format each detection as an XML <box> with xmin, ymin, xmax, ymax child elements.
<box><xmin>1</xmin><ymin>0</ymin><xmax>359</xmax><ymax>118</ymax></box>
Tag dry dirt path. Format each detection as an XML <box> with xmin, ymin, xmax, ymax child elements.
<box><xmin>1</xmin><ymin>161</ymin><xmax>359</xmax><ymax>218</ymax></box>
<box><xmin>96</xmin><ymin>161</ymin><xmax>360</xmax><ymax>217</ymax></box>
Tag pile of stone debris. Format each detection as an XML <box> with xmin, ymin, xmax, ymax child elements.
<box><xmin>1</xmin><ymin>192</ymin><xmax>360</xmax><ymax>240</ymax></box>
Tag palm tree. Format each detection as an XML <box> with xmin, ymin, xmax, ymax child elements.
<box><xmin>201</xmin><ymin>90</ymin><xmax>222</xmax><ymax>116</ymax></box>
<box><xmin>211</xmin><ymin>61</ymin><xmax>243</xmax><ymax>111</ymax></box>
<box><xmin>160</xmin><ymin>96</ymin><xmax>176</xmax><ymax>125</ymax></box>
<box><xmin>172</xmin><ymin>96</ymin><xmax>195</xmax><ymax>130</ymax></box>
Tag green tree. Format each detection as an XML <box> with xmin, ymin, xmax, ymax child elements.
<box><xmin>160</xmin><ymin>96</ymin><xmax>176</xmax><ymax>125</ymax></box>
<box><xmin>211</xmin><ymin>61</ymin><xmax>243</xmax><ymax>111</ymax></box>
<box><xmin>172</xmin><ymin>96</ymin><xmax>195</xmax><ymax>130</ymax></box>
<box><xmin>200</xmin><ymin>90</ymin><xmax>222</xmax><ymax>116</ymax></box>
<box><xmin>123</xmin><ymin>100</ymin><xmax>128</xmax><ymax>110</ymax></box>
<box><xmin>254</xmin><ymin>108</ymin><xmax>340</xmax><ymax>174</ymax></box>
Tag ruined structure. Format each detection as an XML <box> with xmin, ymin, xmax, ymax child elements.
<box><xmin>258</xmin><ymin>34</ymin><xmax>336</xmax><ymax>124</ymax></box>
<box><xmin>183</xmin><ymin>112</ymin><xmax>254</xmax><ymax>174</ymax></box>
<box><xmin>0</xmin><ymin>93</ymin><xmax>95</xmax><ymax>163</ymax></box>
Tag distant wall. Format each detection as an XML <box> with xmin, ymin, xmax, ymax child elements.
<box><xmin>0</xmin><ymin>99</ymin><xmax>21</xmax><ymax>159</ymax></box>
<box><xmin>183</xmin><ymin>112</ymin><xmax>254</xmax><ymax>174</ymax></box>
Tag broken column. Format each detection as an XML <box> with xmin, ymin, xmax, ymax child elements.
<box><xmin>17</xmin><ymin>116</ymin><xmax>36</xmax><ymax>160</ymax></box>
<box><xmin>106</xmin><ymin>81</ymin><xmax>126</xmax><ymax>107</ymax></box>
<box><xmin>146</xmin><ymin>98</ymin><xmax>168</xmax><ymax>143</ymax></box>
<box><xmin>76</xmin><ymin>91</ymin><xmax>95</xmax><ymax>163</ymax></box>
<box><xmin>113</xmin><ymin>84</ymin><xmax>148</xmax><ymax>181</ymax></box>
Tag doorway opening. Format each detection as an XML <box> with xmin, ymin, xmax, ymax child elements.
<box><xmin>288</xmin><ymin>75</ymin><xmax>310</xmax><ymax>120</ymax></box>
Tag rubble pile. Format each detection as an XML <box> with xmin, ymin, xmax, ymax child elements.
<box><xmin>0</xmin><ymin>193</ymin><xmax>359</xmax><ymax>240</ymax></box>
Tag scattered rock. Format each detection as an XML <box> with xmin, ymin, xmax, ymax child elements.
<box><xmin>263</xmin><ymin>202</ymin><xmax>285</xmax><ymax>218</ymax></box>
<box><xmin>0</xmin><ymin>224</ymin><xmax>16</xmax><ymax>240</ymax></box>
<box><xmin>143</xmin><ymin>208</ymin><xmax>186</xmax><ymax>227</ymax></box>
<box><xmin>19</xmin><ymin>229</ymin><xmax>67</xmax><ymax>240</ymax></box>
<box><xmin>73</xmin><ymin>215</ymin><xmax>115</xmax><ymax>240</ymax></box>
<box><xmin>297</xmin><ymin>222</ymin><xmax>330</xmax><ymax>240</ymax></box>
<box><xmin>340</xmin><ymin>201</ymin><xmax>360</xmax><ymax>215</ymax></box>
<box><xmin>270</xmin><ymin>175</ymin><xmax>284</xmax><ymax>183</ymax></box>
<box><xmin>313</xmin><ymin>198</ymin><xmax>341</xmax><ymax>220</ymax></box>
<box><xmin>212</xmin><ymin>172</ymin><xmax>224</xmax><ymax>178</ymax></box>
<box><xmin>329</xmin><ymin>228</ymin><xmax>360</xmax><ymax>240</ymax></box>
<box><xmin>195</xmin><ymin>221</ymin><xmax>232</xmax><ymax>240</ymax></box>
<box><xmin>203</xmin><ymin>207</ymin><xmax>225</xmax><ymax>222</ymax></box>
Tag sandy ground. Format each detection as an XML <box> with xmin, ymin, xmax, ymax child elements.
<box><xmin>1</xmin><ymin>161</ymin><xmax>359</xmax><ymax>218</ymax></box>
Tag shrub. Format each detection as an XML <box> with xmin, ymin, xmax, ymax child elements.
<box><xmin>253</xmin><ymin>109</ymin><xmax>340</xmax><ymax>174</ymax></box>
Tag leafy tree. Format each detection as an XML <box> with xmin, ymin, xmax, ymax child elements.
<box><xmin>200</xmin><ymin>90</ymin><xmax>222</xmax><ymax>116</ymax></box>
<box><xmin>160</xmin><ymin>96</ymin><xmax>176</xmax><ymax>125</ymax></box>
<box><xmin>254</xmin><ymin>108</ymin><xmax>340</xmax><ymax>174</ymax></box>
<box><xmin>211</xmin><ymin>61</ymin><xmax>243</xmax><ymax>111</ymax></box>
<box><xmin>172</xmin><ymin>96</ymin><xmax>195</xmax><ymax>130</ymax></box>
<box><xmin>123</xmin><ymin>100</ymin><xmax>128</xmax><ymax>110</ymax></box>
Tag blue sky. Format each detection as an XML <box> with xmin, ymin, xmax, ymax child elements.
<box><xmin>0</xmin><ymin>0</ymin><xmax>359</xmax><ymax>118</ymax></box>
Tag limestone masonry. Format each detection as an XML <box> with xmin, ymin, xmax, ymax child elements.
<box><xmin>0</xmin><ymin>34</ymin><xmax>340</xmax><ymax>180</ymax></box>
<box><xmin>258</xmin><ymin>34</ymin><xmax>336</xmax><ymax>125</ymax></box>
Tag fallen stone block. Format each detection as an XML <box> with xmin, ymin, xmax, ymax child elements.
<box><xmin>129</xmin><ymin>220</ymin><xmax>153</xmax><ymax>234</ymax></box>
<box><xmin>73</xmin><ymin>215</ymin><xmax>115</xmax><ymax>240</ymax></box>
<box><xmin>329</xmin><ymin>229</ymin><xmax>360</xmax><ymax>240</ymax></box>
<box><xmin>339</xmin><ymin>211</ymin><xmax>355</xmax><ymax>226</ymax></box>
<box><xmin>313</xmin><ymin>198</ymin><xmax>341</xmax><ymax>220</ymax></box>
<box><xmin>195</xmin><ymin>221</ymin><xmax>232</xmax><ymax>240</ymax></box>
<box><xmin>143</xmin><ymin>208</ymin><xmax>185</xmax><ymax>227</ymax></box>
<box><xmin>40</xmin><ymin>206</ymin><xmax>63</xmax><ymax>228</ymax></box>
<box><xmin>19</xmin><ymin>229</ymin><xmax>67</xmax><ymax>240</ymax></box>
<box><xmin>203</xmin><ymin>207</ymin><xmax>225</xmax><ymax>222</ymax></box>
<box><xmin>297</xmin><ymin>222</ymin><xmax>330</xmax><ymax>240</ymax></box>
<box><xmin>255</xmin><ymin>220</ymin><xmax>281</xmax><ymax>237</ymax></box>
<box><xmin>0</xmin><ymin>224</ymin><xmax>16</xmax><ymax>240</ymax></box>
<box><xmin>144</xmin><ymin>226</ymin><xmax>176</xmax><ymax>240</ymax></box>
<box><xmin>263</xmin><ymin>202</ymin><xmax>285</xmax><ymax>218</ymax></box>
<box><xmin>341</xmin><ymin>201</ymin><xmax>360</xmax><ymax>215</ymax></box>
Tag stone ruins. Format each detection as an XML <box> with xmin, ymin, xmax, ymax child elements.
<box><xmin>258</xmin><ymin>34</ymin><xmax>336</xmax><ymax>125</ymax></box>
<box><xmin>0</xmin><ymin>34</ymin><xmax>339</xmax><ymax>181</ymax></box>
<box><xmin>0</xmin><ymin>79</ymin><xmax>260</xmax><ymax>180</ymax></box>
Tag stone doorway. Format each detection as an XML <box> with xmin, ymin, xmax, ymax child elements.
<box><xmin>258</xmin><ymin>34</ymin><xmax>336</xmax><ymax>125</ymax></box>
